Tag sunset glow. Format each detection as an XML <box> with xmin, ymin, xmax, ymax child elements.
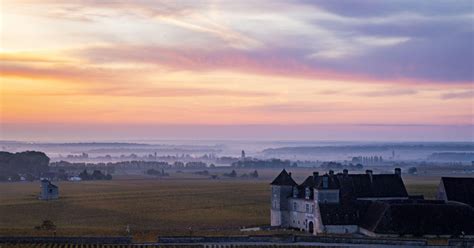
<box><xmin>1</xmin><ymin>1</ymin><xmax>473</xmax><ymax>141</ymax></box>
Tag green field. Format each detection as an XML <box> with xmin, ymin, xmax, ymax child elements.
<box><xmin>0</xmin><ymin>169</ymin><xmax>441</xmax><ymax>242</ymax></box>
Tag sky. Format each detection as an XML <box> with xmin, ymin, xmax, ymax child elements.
<box><xmin>0</xmin><ymin>0</ymin><xmax>473</xmax><ymax>141</ymax></box>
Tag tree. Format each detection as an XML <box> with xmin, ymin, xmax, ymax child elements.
<box><xmin>91</xmin><ymin>170</ymin><xmax>106</xmax><ymax>180</ymax></box>
<box><xmin>0</xmin><ymin>151</ymin><xmax>50</xmax><ymax>178</ymax></box>
<box><xmin>224</xmin><ymin>170</ymin><xmax>237</xmax><ymax>178</ymax></box>
<box><xmin>146</xmin><ymin>169</ymin><xmax>160</xmax><ymax>175</ymax></box>
<box><xmin>250</xmin><ymin>170</ymin><xmax>259</xmax><ymax>178</ymax></box>
<box><xmin>79</xmin><ymin>170</ymin><xmax>90</xmax><ymax>180</ymax></box>
<box><xmin>10</xmin><ymin>173</ymin><xmax>21</xmax><ymax>181</ymax></box>
<box><xmin>408</xmin><ymin>167</ymin><xmax>417</xmax><ymax>175</ymax></box>
<box><xmin>25</xmin><ymin>173</ymin><xmax>36</xmax><ymax>181</ymax></box>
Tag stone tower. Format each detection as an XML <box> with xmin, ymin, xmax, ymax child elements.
<box><xmin>270</xmin><ymin>169</ymin><xmax>297</xmax><ymax>227</ymax></box>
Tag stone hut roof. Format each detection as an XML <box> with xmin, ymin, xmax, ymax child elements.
<box><xmin>441</xmin><ymin>177</ymin><xmax>474</xmax><ymax>207</ymax></box>
<box><xmin>270</xmin><ymin>169</ymin><xmax>297</xmax><ymax>186</ymax></box>
<box><xmin>41</xmin><ymin>179</ymin><xmax>58</xmax><ymax>189</ymax></box>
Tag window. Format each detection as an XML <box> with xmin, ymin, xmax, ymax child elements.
<box><xmin>293</xmin><ymin>202</ymin><xmax>297</xmax><ymax>211</ymax></box>
<box><xmin>305</xmin><ymin>203</ymin><xmax>309</xmax><ymax>213</ymax></box>
<box><xmin>322</xmin><ymin>177</ymin><xmax>328</xmax><ymax>188</ymax></box>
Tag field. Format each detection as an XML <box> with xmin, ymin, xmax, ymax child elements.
<box><xmin>0</xmin><ymin>168</ymin><xmax>441</xmax><ymax>242</ymax></box>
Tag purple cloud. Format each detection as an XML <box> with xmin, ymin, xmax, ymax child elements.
<box><xmin>441</xmin><ymin>90</ymin><xmax>474</xmax><ymax>99</ymax></box>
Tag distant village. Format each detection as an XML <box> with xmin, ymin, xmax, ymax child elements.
<box><xmin>1</xmin><ymin>146</ymin><xmax>473</xmax><ymax>183</ymax></box>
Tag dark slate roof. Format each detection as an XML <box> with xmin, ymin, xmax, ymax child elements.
<box><xmin>342</xmin><ymin>174</ymin><xmax>408</xmax><ymax>199</ymax></box>
<box><xmin>441</xmin><ymin>177</ymin><xmax>474</xmax><ymax>207</ymax></box>
<box><xmin>300</xmin><ymin>175</ymin><xmax>318</xmax><ymax>188</ymax></box>
<box><xmin>297</xmin><ymin>175</ymin><xmax>326</xmax><ymax>199</ymax></box>
<box><xmin>270</xmin><ymin>169</ymin><xmax>297</xmax><ymax>186</ymax></box>
<box><xmin>319</xmin><ymin>203</ymin><xmax>363</xmax><ymax>225</ymax></box>
<box><xmin>292</xmin><ymin>171</ymin><xmax>408</xmax><ymax>202</ymax></box>
<box><xmin>359</xmin><ymin>200</ymin><xmax>474</xmax><ymax>235</ymax></box>
<box><xmin>364</xmin><ymin>174</ymin><xmax>408</xmax><ymax>198</ymax></box>
<box><xmin>315</xmin><ymin>174</ymin><xmax>340</xmax><ymax>190</ymax></box>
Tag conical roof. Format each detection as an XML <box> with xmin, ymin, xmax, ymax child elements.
<box><xmin>271</xmin><ymin>169</ymin><xmax>297</xmax><ymax>186</ymax></box>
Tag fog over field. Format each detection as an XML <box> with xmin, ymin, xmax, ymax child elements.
<box><xmin>1</xmin><ymin>140</ymin><xmax>473</xmax><ymax>163</ymax></box>
<box><xmin>1</xmin><ymin>0</ymin><xmax>473</xmax><ymax>245</ymax></box>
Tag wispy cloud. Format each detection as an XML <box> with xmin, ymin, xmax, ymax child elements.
<box><xmin>1</xmin><ymin>0</ymin><xmax>473</xmax><ymax>138</ymax></box>
<box><xmin>440</xmin><ymin>90</ymin><xmax>474</xmax><ymax>99</ymax></box>
<box><xmin>356</xmin><ymin>88</ymin><xmax>418</xmax><ymax>97</ymax></box>
<box><xmin>241</xmin><ymin>102</ymin><xmax>351</xmax><ymax>113</ymax></box>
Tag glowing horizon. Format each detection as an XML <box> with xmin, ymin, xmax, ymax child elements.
<box><xmin>1</xmin><ymin>1</ymin><xmax>473</xmax><ymax>141</ymax></box>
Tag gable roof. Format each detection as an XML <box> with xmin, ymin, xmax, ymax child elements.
<box><xmin>319</xmin><ymin>203</ymin><xmax>362</xmax><ymax>225</ymax></box>
<box><xmin>360</xmin><ymin>200</ymin><xmax>474</xmax><ymax>235</ymax></box>
<box><xmin>270</xmin><ymin>169</ymin><xmax>297</xmax><ymax>186</ymax></box>
<box><xmin>441</xmin><ymin>177</ymin><xmax>474</xmax><ymax>207</ymax></box>
<box><xmin>339</xmin><ymin>174</ymin><xmax>408</xmax><ymax>199</ymax></box>
<box><xmin>293</xmin><ymin>171</ymin><xmax>408</xmax><ymax>202</ymax></box>
<box><xmin>366</xmin><ymin>174</ymin><xmax>408</xmax><ymax>198</ymax></box>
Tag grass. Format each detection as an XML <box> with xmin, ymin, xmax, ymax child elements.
<box><xmin>0</xmin><ymin>177</ymin><xmax>271</xmax><ymax>241</ymax></box>
<box><xmin>0</xmin><ymin>170</ymin><xmax>441</xmax><ymax>242</ymax></box>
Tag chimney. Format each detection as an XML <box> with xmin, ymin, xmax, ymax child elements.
<box><xmin>395</xmin><ymin>168</ymin><xmax>401</xmax><ymax>177</ymax></box>
<box><xmin>343</xmin><ymin>169</ymin><xmax>348</xmax><ymax>176</ymax></box>
<box><xmin>366</xmin><ymin>170</ymin><xmax>373</xmax><ymax>183</ymax></box>
<box><xmin>313</xmin><ymin>171</ymin><xmax>319</xmax><ymax>178</ymax></box>
<box><xmin>288</xmin><ymin>172</ymin><xmax>292</xmax><ymax>178</ymax></box>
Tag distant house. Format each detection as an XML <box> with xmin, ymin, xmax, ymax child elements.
<box><xmin>39</xmin><ymin>179</ymin><xmax>59</xmax><ymax>200</ymax></box>
<box><xmin>437</xmin><ymin>177</ymin><xmax>474</xmax><ymax>207</ymax></box>
<box><xmin>271</xmin><ymin>169</ymin><xmax>474</xmax><ymax>237</ymax></box>
<box><xmin>68</xmin><ymin>176</ymin><xmax>82</xmax><ymax>181</ymax></box>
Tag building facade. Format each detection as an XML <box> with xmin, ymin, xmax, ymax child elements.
<box><xmin>271</xmin><ymin>169</ymin><xmax>474</xmax><ymax>237</ymax></box>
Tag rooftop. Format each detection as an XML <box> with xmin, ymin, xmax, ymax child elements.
<box><xmin>441</xmin><ymin>177</ymin><xmax>474</xmax><ymax>207</ymax></box>
<box><xmin>270</xmin><ymin>169</ymin><xmax>297</xmax><ymax>186</ymax></box>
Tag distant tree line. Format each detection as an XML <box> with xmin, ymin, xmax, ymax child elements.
<box><xmin>51</xmin><ymin>160</ymin><xmax>209</xmax><ymax>170</ymax></box>
<box><xmin>428</xmin><ymin>152</ymin><xmax>474</xmax><ymax>162</ymax></box>
<box><xmin>0</xmin><ymin>151</ymin><xmax>50</xmax><ymax>181</ymax></box>
<box><xmin>223</xmin><ymin>170</ymin><xmax>259</xmax><ymax>178</ymax></box>
<box><xmin>231</xmin><ymin>159</ymin><xmax>296</xmax><ymax>168</ymax></box>
<box><xmin>190</xmin><ymin>169</ymin><xmax>259</xmax><ymax>179</ymax></box>
<box><xmin>320</xmin><ymin>161</ymin><xmax>363</xmax><ymax>170</ymax></box>
<box><xmin>146</xmin><ymin>168</ymin><xmax>169</xmax><ymax>177</ymax></box>
<box><xmin>79</xmin><ymin>169</ymin><xmax>112</xmax><ymax>180</ymax></box>
<box><xmin>50</xmin><ymin>160</ymin><xmax>115</xmax><ymax>174</ymax></box>
<box><xmin>351</xmin><ymin>156</ymin><xmax>383</xmax><ymax>164</ymax></box>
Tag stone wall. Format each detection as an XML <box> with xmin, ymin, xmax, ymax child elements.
<box><xmin>270</xmin><ymin>185</ymin><xmax>293</xmax><ymax>227</ymax></box>
<box><xmin>0</xmin><ymin>236</ymin><xmax>132</xmax><ymax>244</ymax></box>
